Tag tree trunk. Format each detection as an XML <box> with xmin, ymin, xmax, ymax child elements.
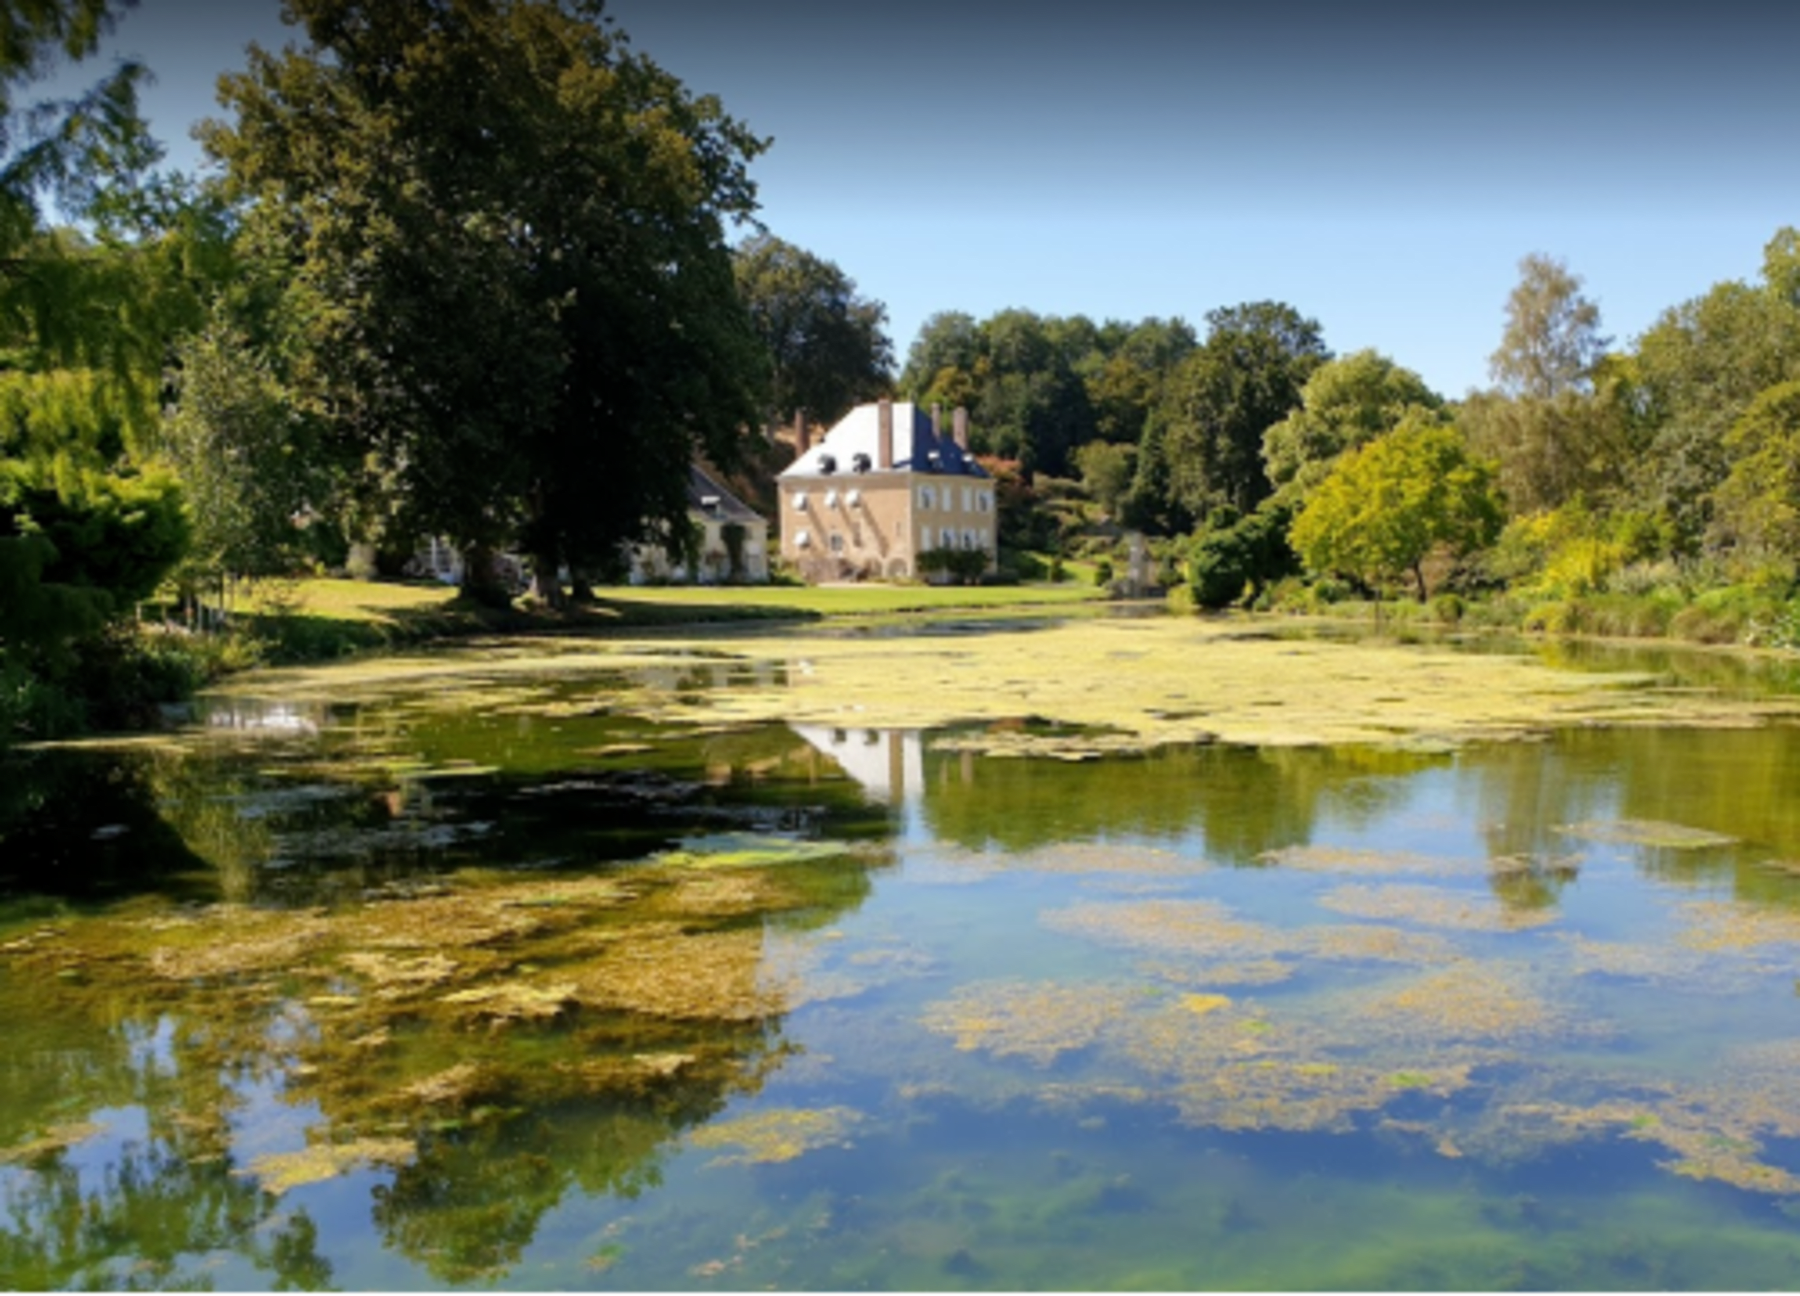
<box><xmin>459</xmin><ymin>543</ymin><xmax>513</xmax><ymax>609</ymax></box>
<box><xmin>528</xmin><ymin>554</ymin><xmax>566</xmax><ymax>610</ymax></box>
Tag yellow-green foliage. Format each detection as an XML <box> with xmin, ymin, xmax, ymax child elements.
<box><xmin>1289</xmin><ymin>420</ymin><xmax>1501</xmax><ymax>599</ymax></box>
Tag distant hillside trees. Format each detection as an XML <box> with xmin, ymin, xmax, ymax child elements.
<box><xmin>899</xmin><ymin>309</ymin><xmax>1196</xmax><ymax>479</ymax></box>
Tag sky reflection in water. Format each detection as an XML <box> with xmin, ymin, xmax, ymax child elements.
<box><xmin>3</xmin><ymin>670</ymin><xmax>1800</xmax><ymax>1289</ymax></box>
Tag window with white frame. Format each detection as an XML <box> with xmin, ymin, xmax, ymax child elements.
<box><xmin>939</xmin><ymin>527</ymin><xmax>955</xmax><ymax>548</ymax></box>
<box><xmin>794</xmin><ymin>528</ymin><xmax>810</xmax><ymax>548</ymax></box>
<box><xmin>918</xmin><ymin>485</ymin><xmax>935</xmax><ymax>510</ymax></box>
<box><xmin>829</xmin><ymin>532</ymin><xmax>844</xmax><ymax>553</ymax></box>
<box><xmin>792</xmin><ymin>491</ymin><xmax>808</xmax><ymax>510</ymax></box>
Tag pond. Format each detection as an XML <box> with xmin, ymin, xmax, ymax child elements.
<box><xmin>3</xmin><ymin>625</ymin><xmax>1800</xmax><ymax>1289</ymax></box>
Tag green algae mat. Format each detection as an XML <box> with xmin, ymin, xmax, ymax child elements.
<box><xmin>4</xmin><ymin>621</ymin><xmax>1800</xmax><ymax>1288</ymax></box>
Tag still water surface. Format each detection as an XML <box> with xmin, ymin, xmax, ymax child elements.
<box><xmin>3</xmin><ymin>634</ymin><xmax>1800</xmax><ymax>1288</ymax></box>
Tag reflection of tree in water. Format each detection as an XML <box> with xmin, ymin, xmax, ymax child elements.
<box><xmin>1469</xmin><ymin>727</ymin><xmax>1800</xmax><ymax>909</ymax></box>
<box><xmin>369</xmin><ymin>1055</ymin><xmax>777</xmax><ymax>1281</ymax></box>
<box><xmin>0</xmin><ymin>985</ymin><xmax>330</xmax><ymax>1289</ymax></box>
<box><xmin>0</xmin><ymin>750</ymin><xmax>217</xmax><ymax>904</ymax></box>
<box><xmin>0</xmin><ymin>1146</ymin><xmax>327</xmax><ymax>1289</ymax></box>
<box><xmin>919</xmin><ymin>738</ymin><xmax>1441</xmax><ymax>860</ymax></box>
<box><xmin>0</xmin><ymin>837</ymin><xmax>877</xmax><ymax>1284</ymax></box>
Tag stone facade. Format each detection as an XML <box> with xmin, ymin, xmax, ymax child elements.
<box><xmin>777</xmin><ymin>400</ymin><xmax>995</xmax><ymax>581</ymax></box>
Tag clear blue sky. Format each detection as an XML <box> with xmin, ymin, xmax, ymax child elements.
<box><xmin>51</xmin><ymin>0</ymin><xmax>1800</xmax><ymax>398</ymax></box>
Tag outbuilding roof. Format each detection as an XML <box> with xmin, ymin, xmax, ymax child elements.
<box><xmin>688</xmin><ymin>463</ymin><xmax>763</xmax><ymax>524</ymax></box>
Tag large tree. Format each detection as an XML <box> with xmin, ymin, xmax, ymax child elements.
<box><xmin>1489</xmin><ymin>254</ymin><xmax>1610</xmax><ymax>401</ymax></box>
<box><xmin>1152</xmin><ymin>301</ymin><xmax>1329</xmax><ymax>520</ymax></box>
<box><xmin>732</xmin><ymin>233</ymin><xmax>891</xmax><ymax>429</ymax></box>
<box><xmin>1463</xmin><ymin>255</ymin><xmax>1629</xmax><ymax>516</ymax></box>
<box><xmin>2</xmin><ymin>0</ymin><xmax>205</xmax><ymax>736</ymax></box>
<box><xmin>1628</xmin><ymin>233</ymin><xmax>1800</xmax><ymax>552</ymax></box>
<box><xmin>204</xmin><ymin>0</ymin><xmax>769</xmax><ymax>604</ymax></box>
<box><xmin>1261</xmin><ymin>348</ymin><xmax>1443</xmax><ymax>502</ymax></box>
<box><xmin>1289</xmin><ymin>419</ymin><xmax>1502</xmax><ymax>602</ymax></box>
<box><xmin>1711</xmin><ymin>379</ymin><xmax>1800</xmax><ymax>564</ymax></box>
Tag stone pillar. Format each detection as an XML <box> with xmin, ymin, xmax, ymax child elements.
<box><xmin>878</xmin><ymin>398</ymin><xmax>894</xmax><ymax>470</ymax></box>
<box><xmin>952</xmin><ymin>406</ymin><xmax>969</xmax><ymax>451</ymax></box>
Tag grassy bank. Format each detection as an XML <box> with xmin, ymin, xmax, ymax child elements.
<box><xmin>1231</xmin><ymin>577</ymin><xmax>1800</xmax><ymax>655</ymax></box>
<box><xmin>212</xmin><ymin>577</ymin><xmax>1110</xmax><ymax>664</ymax></box>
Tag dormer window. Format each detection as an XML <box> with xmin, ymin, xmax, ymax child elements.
<box><xmin>851</xmin><ymin>452</ymin><xmax>872</xmax><ymax>473</ymax></box>
<box><xmin>818</xmin><ymin>453</ymin><xmax>837</xmax><ymax>475</ymax></box>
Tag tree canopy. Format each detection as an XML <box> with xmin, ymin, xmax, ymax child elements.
<box><xmin>1289</xmin><ymin>419</ymin><xmax>1502</xmax><ymax>601</ymax></box>
<box><xmin>1489</xmin><ymin>253</ymin><xmax>1610</xmax><ymax>401</ymax></box>
<box><xmin>1261</xmin><ymin>348</ymin><xmax>1443</xmax><ymax>501</ymax></box>
<box><xmin>1150</xmin><ymin>301</ymin><xmax>1329</xmax><ymax>521</ymax></box>
<box><xmin>733</xmin><ymin>233</ymin><xmax>891</xmax><ymax>429</ymax></box>
<box><xmin>2</xmin><ymin>0</ymin><xmax>206</xmax><ymax>735</ymax></box>
<box><xmin>204</xmin><ymin>0</ymin><xmax>770</xmax><ymax>603</ymax></box>
<box><xmin>1713</xmin><ymin>379</ymin><xmax>1800</xmax><ymax>559</ymax></box>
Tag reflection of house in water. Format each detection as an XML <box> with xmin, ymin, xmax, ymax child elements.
<box><xmin>198</xmin><ymin>698</ymin><xmax>325</xmax><ymax>735</ymax></box>
<box><xmin>790</xmin><ymin>726</ymin><xmax>925</xmax><ymax>804</ymax></box>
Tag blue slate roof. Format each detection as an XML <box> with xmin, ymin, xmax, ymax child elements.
<box><xmin>779</xmin><ymin>402</ymin><xmax>987</xmax><ymax>480</ymax></box>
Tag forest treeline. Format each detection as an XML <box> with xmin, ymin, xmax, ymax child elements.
<box><xmin>4</xmin><ymin>0</ymin><xmax>1799</xmax><ymax>743</ymax></box>
<box><xmin>892</xmin><ymin>236</ymin><xmax>1800</xmax><ymax>648</ymax></box>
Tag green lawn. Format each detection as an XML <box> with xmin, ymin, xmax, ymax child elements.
<box><xmin>597</xmin><ymin>580</ymin><xmax>1106</xmax><ymax>618</ymax></box>
<box><xmin>245</xmin><ymin>578</ymin><xmax>469</xmax><ymax>624</ymax></box>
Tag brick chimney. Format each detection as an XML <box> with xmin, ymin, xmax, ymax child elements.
<box><xmin>952</xmin><ymin>406</ymin><xmax>969</xmax><ymax>451</ymax></box>
<box><xmin>931</xmin><ymin>403</ymin><xmax>942</xmax><ymax>440</ymax></box>
<box><xmin>877</xmin><ymin>398</ymin><xmax>894</xmax><ymax>470</ymax></box>
<box><xmin>794</xmin><ymin>411</ymin><xmax>809</xmax><ymax>455</ymax></box>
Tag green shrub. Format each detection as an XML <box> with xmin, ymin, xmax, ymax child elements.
<box><xmin>1767</xmin><ymin>597</ymin><xmax>1800</xmax><ymax>650</ymax></box>
<box><xmin>1183</xmin><ymin>501</ymin><xmax>1298</xmax><ymax>609</ymax></box>
<box><xmin>1430</xmin><ymin>593</ymin><xmax>1465</xmax><ymax>624</ymax></box>
<box><xmin>917</xmin><ymin>547</ymin><xmax>991</xmax><ymax>585</ymax></box>
<box><xmin>1522</xmin><ymin>600</ymin><xmax>1580</xmax><ymax>635</ymax></box>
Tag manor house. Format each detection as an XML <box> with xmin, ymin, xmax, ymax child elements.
<box><xmin>777</xmin><ymin>399</ymin><xmax>996</xmax><ymax>582</ymax></box>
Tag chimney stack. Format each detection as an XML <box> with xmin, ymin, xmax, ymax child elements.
<box><xmin>877</xmin><ymin>398</ymin><xmax>894</xmax><ymax>470</ymax></box>
<box><xmin>931</xmin><ymin>403</ymin><xmax>942</xmax><ymax>441</ymax></box>
<box><xmin>952</xmin><ymin>406</ymin><xmax>969</xmax><ymax>452</ymax></box>
<box><xmin>794</xmin><ymin>411</ymin><xmax>810</xmax><ymax>455</ymax></box>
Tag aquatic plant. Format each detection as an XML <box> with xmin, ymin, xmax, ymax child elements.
<box><xmin>688</xmin><ymin>1106</ymin><xmax>863</xmax><ymax>1166</ymax></box>
<box><xmin>919</xmin><ymin>981</ymin><xmax>1140</xmax><ymax>1065</ymax></box>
